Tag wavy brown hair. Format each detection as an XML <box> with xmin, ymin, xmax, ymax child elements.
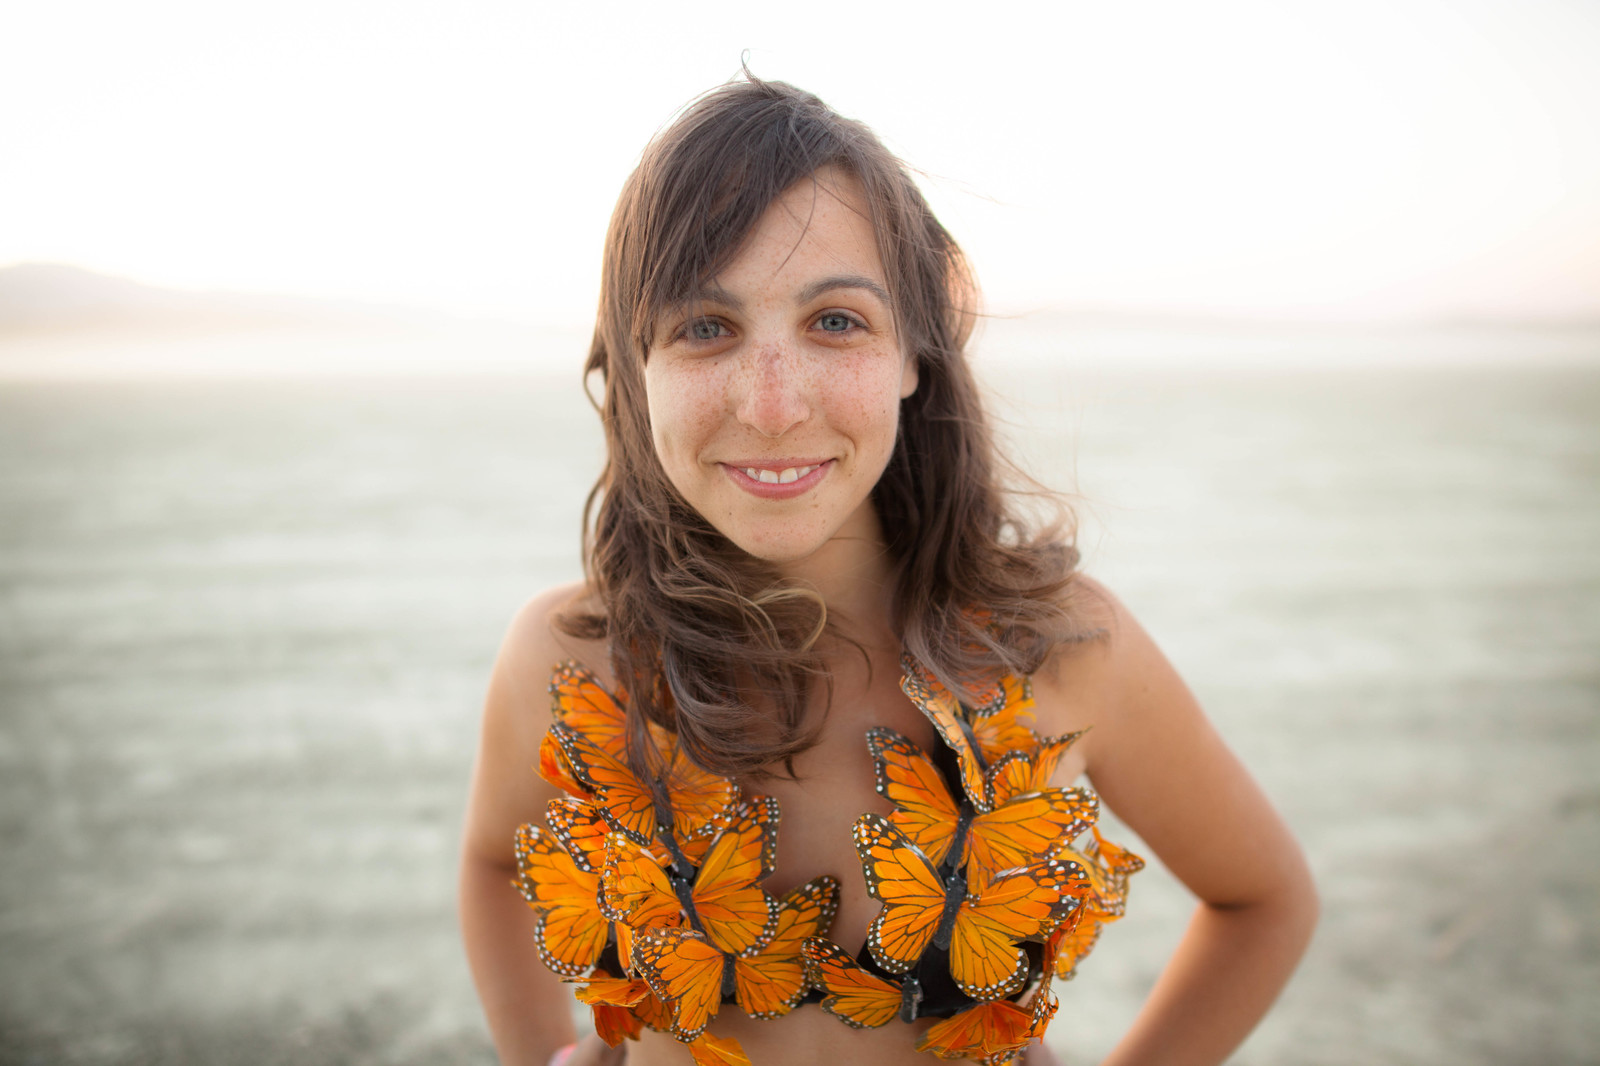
<box><xmin>562</xmin><ymin>74</ymin><xmax>1090</xmax><ymax>782</ymax></box>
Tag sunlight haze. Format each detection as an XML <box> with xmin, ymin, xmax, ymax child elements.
<box><xmin>2</xmin><ymin>0</ymin><xmax>1598</xmax><ymax>325</ymax></box>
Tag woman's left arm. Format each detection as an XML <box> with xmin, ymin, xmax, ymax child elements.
<box><xmin>1040</xmin><ymin>583</ymin><xmax>1320</xmax><ymax>1066</ymax></box>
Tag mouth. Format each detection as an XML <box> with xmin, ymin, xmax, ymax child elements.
<box><xmin>720</xmin><ymin>459</ymin><xmax>833</xmax><ymax>498</ymax></box>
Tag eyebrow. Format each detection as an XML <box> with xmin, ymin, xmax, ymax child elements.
<box><xmin>689</xmin><ymin>274</ymin><xmax>892</xmax><ymax>313</ymax></box>
<box><xmin>796</xmin><ymin>274</ymin><xmax>892</xmax><ymax>307</ymax></box>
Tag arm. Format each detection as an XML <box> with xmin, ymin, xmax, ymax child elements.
<box><xmin>1040</xmin><ymin>583</ymin><xmax>1319</xmax><ymax>1066</ymax></box>
<box><xmin>459</xmin><ymin>587</ymin><xmax>590</xmax><ymax>1065</ymax></box>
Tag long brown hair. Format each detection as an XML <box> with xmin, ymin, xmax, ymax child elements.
<box><xmin>562</xmin><ymin>74</ymin><xmax>1088</xmax><ymax>781</ymax></box>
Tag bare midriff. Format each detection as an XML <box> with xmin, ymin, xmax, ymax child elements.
<box><xmin>628</xmin><ymin>1006</ymin><xmax>943</xmax><ymax>1065</ymax></box>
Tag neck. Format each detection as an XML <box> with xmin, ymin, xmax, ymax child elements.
<box><xmin>775</xmin><ymin>508</ymin><xmax>900</xmax><ymax>651</ymax></box>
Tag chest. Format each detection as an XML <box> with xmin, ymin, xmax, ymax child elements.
<box><xmin>733</xmin><ymin>656</ymin><xmax>1092</xmax><ymax>955</ymax></box>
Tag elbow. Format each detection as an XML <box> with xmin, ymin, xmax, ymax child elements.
<box><xmin>1208</xmin><ymin>845</ymin><xmax>1320</xmax><ymax>954</ymax></box>
<box><xmin>1269</xmin><ymin>844</ymin><xmax>1321</xmax><ymax>957</ymax></box>
<box><xmin>1298</xmin><ymin>855</ymin><xmax>1321</xmax><ymax>946</ymax></box>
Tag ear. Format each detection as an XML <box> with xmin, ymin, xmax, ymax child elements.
<box><xmin>899</xmin><ymin>353</ymin><xmax>919</xmax><ymax>399</ymax></box>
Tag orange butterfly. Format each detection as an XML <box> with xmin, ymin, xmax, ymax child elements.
<box><xmin>983</xmin><ymin>728</ymin><xmax>1087</xmax><ymax>805</ymax></box>
<box><xmin>854</xmin><ymin>813</ymin><xmax>1088</xmax><ymax>1001</ymax></box>
<box><xmin>1046</xmin><ymin>903</ymin><xmax>1105</xmax><ymax>981</ymax></box>
<box><xmin>800</xmin><ymin>936</ymin><xmax>917</xmax><ymax>1030</ymax></box>
<box><xmin>553</xmin><ymin>719</ymin><xmax>737</xmax><ymax>848</ymax></box>
<box><xmin>544</xmin><ymin>661</ymin><xmax>739</xmax><ymax>848</ymax></box>
<box><xmin>550</xmin><ymin>660</ymin><xmax>631</xmax><ymax>755</ymax></box>
<box><xmin>630</xmin><ymin>926</ymin><xmax>729</xmax><ymax>1040</ymax></box>
<box><xmin>867</xmin><ymin>727</ymin><xmax>1099</xmax><ymax>881</ymax></box>
<box><xmin>1050</xmin><ymin>828</ymin><xmax>1144</xmax><ymax>980</ymax></box>
<box><xmin>899</xmin><ymin>655</ymin><xmax>1040</xmax><ymax>808</ymax></box>
<box><xmin>539</xmin><ymin>729</ymin><xmax>591</xmax><ymax>800</ymax></box>
<box><xmin>920</xmin><ymin>936</ymin><xmax>1061</xmax><ymax>1063</ymax></box>
<box><xmin>512</xmin><ymin>817</ymin><xmax>610</xmax><ymax>977</ymax></box>
<box><xmin>1081</xmin><ymin>827</ymin><xmax>1144</xmax><ymax>918</ymax></box>
<box><xmin>731</xmin><ymin>876</ymin><xmax>840</xmax><ymax>1019</ymax></box>
<box><xmin>601</xmin><ymin>796</ymin><xmax>781</xmax><ymax>957</ymax></box>
<box><xmin>538</xmin><ymin>661</ymin><xmax>629</xmax><ymax>800</ymax></box>
<box><xmin>960</xmin><ymin>668</ymin><xmax>1033</xmax><ymax>721</ymax></box>
<box><xmin>628</xmin><ymin>877</ymin><xmax>838</xmax><ymax>1039</ymax></box>
<box><xmin>544</xmin><ymin>796</ymin><xmax>612</xmax><ymax>868</ymax></box>
<box><xmin>686</xmin><ymin>1031</ymin><xmax>751</xmax><ymax>1066</ymax></box>
<box><xmin>570</xmin><ymin>974</ymin><xmax>650</xmax><ymax>1045</ymax></box>
<box><xmin>915</xmin><ymin>998</ymin><xmax>1035</xmax><ymax>1062</ymax></box>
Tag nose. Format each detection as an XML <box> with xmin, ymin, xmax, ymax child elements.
<box><xmin>733</xmin><ymin>342</ymin><xmax>810</xmax><ymax>439</ymax></box>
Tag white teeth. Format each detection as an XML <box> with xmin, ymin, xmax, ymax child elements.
<box><xmin>742</xmin><ymin>464</ymin><xmax>819</xmax><ymax>485</ymax></box>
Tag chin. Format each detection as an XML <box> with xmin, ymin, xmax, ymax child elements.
<box><xmin>722</xmin><ymin>526</ymin><xmax>830</xmax><ymax>567</ymax></box>
<box><xmin>730</xmin><ymin>539</ymin><xmax>820</xmax><ymax>567</ymax></box>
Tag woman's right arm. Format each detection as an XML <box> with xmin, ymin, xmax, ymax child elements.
<box><xmin>459</xmin><ymin>587</ymin><xmax>588</xmax><ymax>1065</ymax></box>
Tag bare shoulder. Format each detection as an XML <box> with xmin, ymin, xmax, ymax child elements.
<box><xmin>1036</xmin><ymin>574</ymin><xmax>1313</xmax><ymax>906</ymax></box>
<box><xmin>460</xmin><ymin>582</ymin><xmax>609</xmax><ymax>868</ymax></box>
<box><xmin>1030</xmin><ymin>574</ymin><xmax>1173</xmax><ymax>769</ymax></box>
<box><xmin>493</xmin><ymin>581</ymin><xmax>613</xmax><ymax>706</ymax></box>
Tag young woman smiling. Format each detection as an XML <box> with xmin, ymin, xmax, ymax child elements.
<box><xmin>459</xmin><ymin>76</ymin><xmax>1317</xmax><ymax>1066</ymax></box>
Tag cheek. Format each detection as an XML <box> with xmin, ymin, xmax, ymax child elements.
<box><xmin>828</xmin><ymin>357</ymin><xmax>906</xmax><ymax>447</ymax></box>
<box><xmin>644</xmin><ymin>364</ymin><xmax>720</xmax><ymax>470</ymax></box>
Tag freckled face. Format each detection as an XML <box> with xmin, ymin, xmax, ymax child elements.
<box><xmin>644</xmin><ymin>169</ymin><xmax>918</xmax><ymax>566</ymax></box>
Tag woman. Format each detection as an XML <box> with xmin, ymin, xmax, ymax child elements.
<box><xmin>459</xmin><ymin>75</ymin><xmax>1317</xmax><ymax>1066</ymax></box>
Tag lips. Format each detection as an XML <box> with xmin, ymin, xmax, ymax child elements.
<box><xmin>720</xmin><ymin>459</ymin><xmax>833</xmax><ymax>499</ymax></box>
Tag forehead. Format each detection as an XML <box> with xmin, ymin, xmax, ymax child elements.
<box><xmin>726</xmin><ymin>167</ymin><xmax>889</xmax><ymax>284</ymax></box>
<box><xmin>695</xmin><ymin>168</ymin><xmax>887</xmax><ymax>303</ymax></box>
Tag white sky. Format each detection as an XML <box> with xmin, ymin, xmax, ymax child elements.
<box><xmin>3</xmin><ymin>0</ymin><xmax>1598</xmax><ymax>324</ymax></box>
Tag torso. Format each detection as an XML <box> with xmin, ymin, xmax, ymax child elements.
<box><xmin>546</xmin><ymin>616</ymin><xmax>1100</xmax><ymax>1066</ymax></box>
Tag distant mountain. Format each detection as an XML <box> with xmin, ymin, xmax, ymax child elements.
<box><xmin>0</xmin><ymin>263</ymin><xmax>443</xmax><ymax>335</ymax></box>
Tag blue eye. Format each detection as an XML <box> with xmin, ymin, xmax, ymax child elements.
<box><xmin>689</xmin><ymin>320</ymin><xmax>725</xmax><ymax>341</ymax></box>
<box><xmin>818</xmin><ymin>313</ymin><xmax>854</xmax><ymax>333</ymax></box>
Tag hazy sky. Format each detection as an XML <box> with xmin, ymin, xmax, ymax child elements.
<box><xmin>3</xmin><ymin>0</ymin><xmax>1598</xmax><ymax>324</ymax></box>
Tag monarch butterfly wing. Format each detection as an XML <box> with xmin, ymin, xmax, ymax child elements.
<box><xmin>1084</xmin><ymin>827</ymin><xmax>1145</xmax><ymax>917</ymax></box>
<box><xmin>866</xmin><ymin>727</ymin><xmax>961</xmax><ymax>868</ymax></box>
<box><xmin>554</xmin><ymin>722</ymin><xmax>658</xmax><ymax>844</ymax></box>
<box><xmin>899</xmin><ymin>660</ymin><xmax>988</xmax><ymax>808</ymax></box>
<box><xmin>512</xmin><ymin>823</ymin><xmax>610</xmax><ymax>977</ymax></box>
<box><xmin>949</xmin><ymin>857</ymin><xmax>1089</xmax><ymax>1001</ymax></box>
<box><xmin>550</xmin><ymin>660</ymin><xmax>629</xmax><ymax>755</ymax></box>
<box><xmin>600</xmin><ymin>831</ymin><xmax>682</xmax><ymax>928</ymax></box>
<box><xmin>663</xmin><ymin>747</ymin><xmax>740</xmax><ymax>843</ymax></box>
<box><xmin>1027</xmin><ymin>730</ymin><xmax>1087</xmax><ymax>789</ymax></box>
<box><xmin>686</xmin><ymin>1031</ymin><xmax>752</xmax><ymax>1066</ymax></box>
<box><xmin>801</xmin><ymin>937</ymin><xmax>904</xmax><ymax>1030</ymax></box>
<box><xmin>629</xmin><ymin>981</ymin><xmax>677</xmax><ymax>1032</ymax></box>
<box><xmin>590</xmin><ymin>1003</ymin><xmax>642</xmax><ymax>1048</ymax></box>
<box><xmin>692</xmin><ymin>796</ymin><xmax>780</xmax><ymax>956</ymax></box>
<box><xmin>571</xmin><ymin>976</ymin><xmax>650</xmax><ymax>1046</ymax></box>
<box><xmin>967</xmin><ymin>680</ymin><xmax>1040</xmax><ymax>767</ymax></box>
<box><xmin>1046</xmin><ymin>904</ymin><xmax>1105</xmax><ymax>981</ymax></box>
<box><xmin>545</xmin><ymin>797</ymin><xmax>611</xmax><ymax>873</ymax></box>
<box><xmin>1092</xmin><ymin>826</ymin><xmax>1144</xmax><ymax>875</ymax></box>
<box><xmin>853</xmin><ymin>812</ymin><xmax>947</xmax><ymax>973</ymax></box>
<box><xmin>570</xmin><ymin>974</ymin><xmax>651</xmax><ymax>1008</ymax></box>
<box><xmin>632</xmin><ymin>926</ymin><xmax>728</xmax><ymax>1041</ymax></box>
<box><xmin>983</xmin><ymin>751</ymin><xmax>1035</xmax><ymax>810</ymax></box>
<box><xmin>914</xmin><ymin>999</ymin><xmax>1034</xmax><ymax>1061</ymax></box>
<box><xmin>538</xmin><ymin>729</ymin><xmax>591</xmax><ymax>799</ymax></box>
<box><xmin>958</xmin><ymin>673</ymin><xmax>1007</xmax><ymax>719</ymax></box>
<box><xmin>964</xmin><ymin>787</ymin><xmax>1100</xmax><ymax>877</ymax></box>
<box><xmin>1022</xmin><ymin>919</ymin><xmax>1063</xmax><ymax>1032</ymax></box>
<box><xmin>779</xmin><ymin>874</ymin><xmax>841</xmax><ymax>938</ymax></box>
<box><xmin>731</xmin><ymin>876</ymin><xmax>840</xmax><ymax>1020</ymax></box>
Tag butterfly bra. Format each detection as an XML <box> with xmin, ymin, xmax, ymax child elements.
<box><xmin>515</xmin><ymin>654</ymin><xmax>1142</xmax><ymax>1066</ymax></box>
